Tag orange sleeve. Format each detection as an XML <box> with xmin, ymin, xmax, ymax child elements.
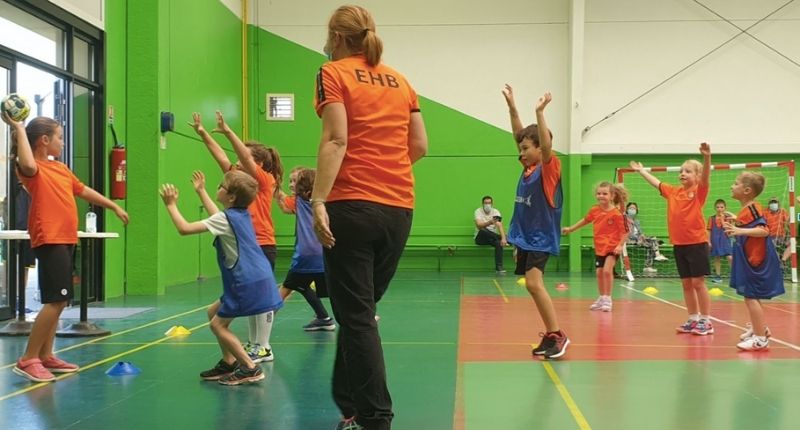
<box><xmin>315</xmin><ymin>64</ymin><xmax>342</xmax><ymax>117</ymax></box>
<box><xmin>659</xmin><ymin>182</ymin><xmax>675</xmax><ymax>199</ymax></box>
<box><xmin>584</xmin><ymin>206</ymin><xmax>599</xmax><ymax>223</ymax></box>
<box><xmin>70</xmin><ymin>168</ymin><xmax>85</xmax><ymax>195</ymax></box>
<box><xmin>542</xmin><ymin>155</ymin><xmax>562</xmax><ymax>208</ymax></box>
<box><xmin>285</xmin><ymin>195</ymin><xmax>297</xmax><ymax>213</ymax></box>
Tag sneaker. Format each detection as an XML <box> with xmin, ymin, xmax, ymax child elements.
<box><xmin>654</xmin><ymin>253</ymin><xmax>669</xmax><ymax>262</ymax></box>
<box><xmin>543</xmin><ymin>332</ymin><xmax>570</xmax><ymax>359</ymax></box>
<box><xmin>643</xmin><ymin>267</ymin><xmax>658</xmax><ymax>275</ymax></box>
<box><xmin>303</xmin><ymin>317</ymin><xmax>337</xmax><ymax>332</ymax></box>
<box><xmin>375</xmin><ymin>315</ymin><xmax>381</xmax><ymax>322</ymax></box>
<box><xmin>589</xmin><ymin>297</ymin><xmax>604</xmax><ymax>311</ymax></box>
<box><xmin>737</xmin><ymin>335</ymin><xmax>769</xmax><ymax>351</ymax></box>
<box><xmin>200</xmin><ymin>359</ymin><xmax>237</xmax><ymax>381</ymax></box>
<box><xmin>676</xmin><ymin>319</ymin><xmax>698</xmax><ymax>333</ymax></box>
<box><xmin>599</xmin><ymin>297</ymin><xmax>612</xmax><ymax>312</ymax></box>
<box><xmin>247</xmin><ymin>344</ymin><xmax>274</xmax><ymax>363</ymax></box>
<box><xmin>496</xmin><ymin>269</ymin><xmax>507</xmax><ymax>276</ymax></box>
<box><xmin>691</xmin><ymin>319</ymin><xmax>715</xmax><ymax>335</ymax></box>
<box><xmin>711</xmin><ymin>275</ymin><xmax>722</xmax><ymax>284</ymax></box>
<box><xmin>41</xmin><ymin>356</ymin><xmax>79</xmax><ymax>373</ymax></box>
<box><xmin>218</xmin><ymin>365</ymin><xmax>265</xmax><ymax>385</ymax></box>
<box><xmin>335</xmin><ymin>417</ymin><xmax>364</xmax><ymax>430</ymax></box>
<box><xmin>532</xmin><ymin>332</ymin><xmax>557</xmax><ymax>356</ymax></box>
<box><xmin>740</xmin><ymin>323</ymin><xmax>772</xmax><ymax>340</ymax></box>
<box><xmin>12</xmin><ymin>358</ymin><xmax>56</xmax><ymax>382</ymax></box>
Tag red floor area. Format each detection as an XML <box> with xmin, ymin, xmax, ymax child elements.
<box><xmin>458</xmin><ymin>295</ymin><xmax>800</xmax><ymax>361</ymax></box>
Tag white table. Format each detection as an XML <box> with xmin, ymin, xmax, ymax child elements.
<box><xmin>0</xmin><ymin>230</ymin><xmax>119</xmax><ymax>337</ymax></box>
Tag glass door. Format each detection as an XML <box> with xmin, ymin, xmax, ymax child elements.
<box><xmin>0</xmin><ymin>55</ymin><xmax>12</xmax><ymax>320</ymax></box>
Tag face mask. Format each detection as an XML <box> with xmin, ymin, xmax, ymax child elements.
<box><xmin>769</xmin><ymin>203</ymin><xmax>778</xmax><ymax>212</ymax></box>
<box><xmin>483</xmin><ymin>204</ymin><xmax>492</xmax><ymax>213</ymax></box>
<box><xmin>627</xmin><ymin>208</ymin><xmax>637</xmax><ymax>216</ymax></box>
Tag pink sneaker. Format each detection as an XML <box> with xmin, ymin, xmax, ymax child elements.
<box><xmin>41</xmin><ymin>356</ymin><xmax>80</xmax><ymax>373</ymax></box>
<box><xmin>13</xmin><ymin>358</ymin><xmax>56</xmax><ymax>382</ymax></box>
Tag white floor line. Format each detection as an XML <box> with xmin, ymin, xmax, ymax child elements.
<box><xmin>620</xmin><ymin>283</ymin><xmax>800</xmax><ymax>353</ymax></box>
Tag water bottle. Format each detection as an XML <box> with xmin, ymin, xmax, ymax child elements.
<box><xmin>85</xmin><ymin>211</ymin><xmax>97</xmax><ymax>233</ymax></box>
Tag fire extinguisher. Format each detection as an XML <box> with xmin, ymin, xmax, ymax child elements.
<box><xmin>109</xmin><ymin>120</ymin><xmax>126</xmax><ymax>200</ymax></box>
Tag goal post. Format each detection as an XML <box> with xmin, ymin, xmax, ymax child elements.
<box><xmin>615</xmin><ymin>160</ymin><xmax>796</xmax><ymax>283</ymax></box>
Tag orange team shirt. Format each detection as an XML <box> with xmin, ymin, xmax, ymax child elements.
<box><xmin>584</xmin><ymin>205</ymin><xmax>628</xmax><ymax>256</ymax></box>
<box><xmin>19</xmin><ymin>160</ymin><xmax>85</xmax><ymax>248</ymax></box>
<box><xmin>523</xmin><ymin>154</ymin><xmax>562</xmax><ymax>208</ymax></box>
<box><xmin>283</xmin><ymin>195</ymin><xmax>297</xmax><ymax>214</ymax></box>
<box><xmin>707</xmin><ymin>215</ymin><xmax>724</xmax><ymax>230</ymax></box>
<box><xmin>764</xmin><ymin>208</ymin><xmax>788</xmax><ymax>238</ymax></box>
<box><xmin>232</xmin><ymin>165</ymin><xmax>276</xmax><ymax>246</ymax></box>
<box><xmin>314</xmin><ymin>55</ymin><xmax>420</xmax><ymax>209</ymax></box>
<box><xmin>659</xmin><ymin>182</ymin><xmax>709</xmax><ymax>245</ymax></box>
<box><xmin>736</xmin><ymin>202</ymin><xmax>768</xmax><ymax>267</ymax></box>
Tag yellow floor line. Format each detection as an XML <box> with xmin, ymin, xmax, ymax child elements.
<box><xmin>542</xmin><ymin>362</ymin><xmax>592</xmax><ymax>430</ymax></box>
<box><xmin>0</xmin><ymin>322</ymin><xmax>208</xmax><ymax>402</ymax></box>
<box><xmin>492</xmin><ymin>279</ymin><xmax>509</xmax><ymax>303</ymax></box>
<box><xmin>0</xmin><ymin>305</ymin><xmax>208</xmax><ymax>371</ymax></box>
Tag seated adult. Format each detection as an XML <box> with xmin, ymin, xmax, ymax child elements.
<box><xmin>764</xmin><ymin>197</ymin><xmax>791</xmax><ymax>263</ymax></box>
<box><xmin>474</xmin><ymin>195</ymin><xmax>507</xmax><ymax>274</ymax></box>
<box><xmin>625</xmin><ymin>202</ymin><xmax>668</xmax><ymax>271</ymax></box>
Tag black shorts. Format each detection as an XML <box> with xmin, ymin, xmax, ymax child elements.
<box><xmin>260</xmin><ymin>245</ymin><xmax>277</xmax><ymax>271</ymax></box>
<box><xmin>594</xmin><ymin>254</ymin><xmax>617</xmax><ymax>268</ymax></box>
<box><xmin>514</xmin><ymin>249</ymin><xmax>550</xmax><ymax>275</ymax></box>
<box><xmin>282</xmin><ymin>271</ymin><xmax>329</xmax><ymax>298</ymax></box>
<box><xmin>33</xmin><ymin>244</ymin><xmax>75</xmax><ymax>304</ymax></box>
<box><xmin>673</xmin><ymin>243</ymin><xmax>710</xmax><ymax>279</ymax></box>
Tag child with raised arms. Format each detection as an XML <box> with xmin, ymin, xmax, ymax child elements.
<box><xmin>630</xmin><ymin>143</ymin><xmax>714</xmax><ymax>335</ymax></box>
<box><xmin>562</xmin><ymin>182</ymin><xmax>629</xmax><ymax>312</ymax></box>
<box><xmin>160</xmin><ymin>170</ymin><xmax>283</xmax><ymax>384</ymax></box>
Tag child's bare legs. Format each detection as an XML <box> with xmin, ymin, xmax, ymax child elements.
<box><xmin>744</xmin><ymin>298</ymin><xmax>767</xmax><ymax>336</ymax></box>
<box><xmin>680</xmin><ymin>278</ymin><xmax>699</xmax><ymax>315</ymax></box>
<box><xmin>594</xmin><ymin>268</ymin><xmax>604</xmax><ymax>297</ymax></box>
<box><xmin>525</xmin><ymin>268</ymin><xmax>559</xmax><ymax>332</ymax></box>
<box><xmin>21</xmin><ymin>301</ymin><xmax>68</xmax><ymax>361</ymax></box>
<box><xmin>279</xmin><ymin>285</ymin><xmax>293</xmax><ymax>301</ymax></box>
<box><xmin>713</xmin><ymin>257</ymin><xmax>721</xmax><ymax>277</ymax></box>
<box><xmin>209</xmin><ymin>315</ymin><xmax>256</xmax><ymax>369</ymax></box>
<box><xmin>681</xmin><ymin>276</ymin><xmax>709</xmax><ymax>315</ymax></box>
<box><xmin>601</xmin><ymin>256</ymin><xmax>616</xmax><ymax>296</ymax></box>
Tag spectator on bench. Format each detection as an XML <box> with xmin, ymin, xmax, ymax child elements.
<box><xmin>474</xmin><ymin>195</ymin><xmax>507</xmax><ymax>274</ymax></box>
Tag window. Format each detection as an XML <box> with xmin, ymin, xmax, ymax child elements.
<box><xmin>266</xmin><ymin>93</ymin><xmax>294</xmax><ymax>121</ymax></box>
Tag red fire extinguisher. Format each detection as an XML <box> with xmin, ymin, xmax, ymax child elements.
<box><xmin>110</xmin><ymin>146</ymin><xmax>126</xmax><ymax>200</ymax></box>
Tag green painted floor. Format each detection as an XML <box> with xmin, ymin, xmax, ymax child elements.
<box><xmin>1</xmin><ymin>271</ymin><xmax>799</xmax><ymax>429</ymax></box>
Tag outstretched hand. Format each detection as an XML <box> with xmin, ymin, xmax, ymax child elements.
<box><xmin>699</xmin><ymin>142</ymin><xmax>711</xmax><ymax>156</ymax></box>
<box><xmin>211</xmin><ymin>110</ymin><xmax>232</xmax><ymax>134</ymax></box>
<box><xmin>188</xmin><ymin>112</ymin><xmax>206</xmax><ymax>135</ymax></box>
<box><xmin>501</xmin><ymin>84</ymin><xmax>516</xmax><ymax>108</ymax></box>
<box><xmin>191</xmin><ymin>171</ymin><xmax>206</xmax><ymax>193</ymax></box>
<box><xmin>160</xmin><ymin>183</ymin><xmax>179</xmax><ymax>205</ymax></box>
<box><xmin>629</xmin><ymin>160</ymin><xmax>644</xmax><ymax>171</ymax></box>
<box><xmin>536</xmin><ymin>92</ymin><xmax>552</xmax><ymax>112</ymax></box>
<box><xmin>1</xmin><ymin>111</ymin><xmax>24</xmax><ymax>130</ymax></box>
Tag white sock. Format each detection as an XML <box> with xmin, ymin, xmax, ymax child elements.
<box><xmin>248</xmin><ymin>315</ymin><xmax>258</xmax><ymax>344</ymax></box>
<box><xmin>690</xmin><ymin>314</ymin><xmax>701</xmax><ymax>321</ymax></box>
<box><xmin>699</xmin><ymin>314</ymin><xmax>709</xmax><ymax>321</ymax></box>
<box><xmin>254</xmin><ymin>311</ymin><xmax>274</xmax><ymax>350</ymax></box>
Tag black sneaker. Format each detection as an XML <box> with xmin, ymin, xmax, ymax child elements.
<box><xmin>335</xmin><ymin>417</ymin><xmax>364</xmax><ymax>430</ymax></box>
<box><xmin>532</xmin><ymin>332</ymin><xmax>557</xmax><ymax>356</ymax></box>
<box><xmin>543</xmin><ymin>332</ymin><xmax>570</xmax><ymax>360</ymax></box>
<box><xmin>218</xmin><ymin>365</ymin><xmax>265</xmax><ymax>385</ymax></box>
<box><xmin>303</xmin><ymin>317</ymin><xmax>337</xmax><ymax>332</ymax></box>
<box><xmin>200</xmin><ymin>359</ymin><xmax>237</xmax><ymax>381</ymax></box>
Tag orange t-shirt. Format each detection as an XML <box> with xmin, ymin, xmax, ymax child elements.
<box><xmin>737</xmin><ymin>202</ymin><xmax>768</xmax><ymax>267</ymax></box>
<box><xmin>314</xmin><ymin>55</ymin><xmax>420</xmax><ymax>209</ymax></box>
<box><xmin>659</xmin><ymin>182</ymin><xmax>709</xmax><ymax>245</ymax></box>
<box><xmin>283</xmin><ymin>195</ymin><xmax>297</xmax><ymax>214</ymax></box>
<box><xmin>233</xmin><ymin>165</ymin><xmax>276</xmax><ymax>246</ymax></box>
<box><xmin>19</xmin><ymin>160</ymin><xmax>85</xmax><ymax>248</ymax></box>
<box><xmin>524</xmin><ymin>155</ymin><xmax>562</xmax><ymax>208</ymax></box>
<box><xmin>764</xmin><ymin>208</ymin><xmax>788</xmax><ymax>238</ymax></box>
<box><xmin>584</xmin><ymin>205</ymin><xmax>628</xmax><ymax>256</ymax></box>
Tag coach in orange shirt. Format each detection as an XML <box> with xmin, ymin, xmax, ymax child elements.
<box><xmin>311</xmin><ymin>5</ymin><xmax>428</xmax><ymax>430</ymax></box>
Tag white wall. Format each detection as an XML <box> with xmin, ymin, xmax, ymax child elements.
<box><xmin>49</xmin><ymin>0</ymin><xmax>103</xmax><ymax>29</ymax></box>
<box><xmin>223</xmin><ymin>0</ymin><xmax>800</xmax><ymax>154</ymax></box>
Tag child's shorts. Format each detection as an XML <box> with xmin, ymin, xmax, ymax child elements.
<box><xmin>283</xmin><ymin>271</ymin><xmax>328</xmax><ymax>298</ymax></box>
<box><xmin>674</xmin><ymin>243</ymin><xmax>710</xmax><ymax>279</ymax></box>
<box><xmin>514</xmin><ymin>249</ymin><xmax>550</xmax><ymax>275</ymax></box>
<box><xmin>594</xmin><ymin>254</ymin><xmax>617</xmax><ymax>268</ymax></box>
<box><xmin>33</xmin><ymin>244</ymin><xmax>75</xmax><ymax>304</ymax></box>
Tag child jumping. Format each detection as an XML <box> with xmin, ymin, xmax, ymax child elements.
<box><xmin>724</xmin><ymin>172</ymin><xmax>784</xmax><ymax>350</ymax></box>
<box><xmin>502</xmin><ymin>84</ymin><xmax>569</xmax><ymax>359</ymax></box>
<box><xmin>276</xmin><ymin>167</ymin><xmax>335</xmax><ymax>331</ymax></box>
<box><xmin>708</xmin><ymin>199</ymin><xmax>733</xmax><ymax>283</ymax></box>
<box><xmin>190</xmin><ymin>111</ymin><xmax>282</xmax><ymax>362</ymax></box>
<box><xmin>562</xmin><ymin>182</ymin><xmax>629</xmax><ymax>312</ymax></box>
<box><xmin>160</xmin><ymin>170</ymin><xmax>283</xmax><ymax>384</ymax></box>
<box><xmin>3</xmin><ymin>114</ymin><xmax>129</xmax><ymax>382</ymax></box>
<box><xmin>630</xmin><ymin>143</ymin><xmax>714</xmax><ymax>335</ymax></box>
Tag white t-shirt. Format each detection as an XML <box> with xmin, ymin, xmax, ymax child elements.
<box><xmin>474</xmin><ymin>207</ymin><xmax>501</xmax><ymax>237</ymax></box>
<box><xmin>201</xmin><ymin>211</ymin><xmax>238</xmax><ymax>268</ymax></box>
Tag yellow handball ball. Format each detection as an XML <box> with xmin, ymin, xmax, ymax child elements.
<box><xmin>1</xmin><ymin>93</ymin><xmax>31</xmax><ymax>122</ymax></box>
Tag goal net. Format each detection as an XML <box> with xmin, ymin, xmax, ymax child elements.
<box><xmin>616</xmin><ymin>161</ymin><xmax>796</xmax><ymax>283</ymax></box>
